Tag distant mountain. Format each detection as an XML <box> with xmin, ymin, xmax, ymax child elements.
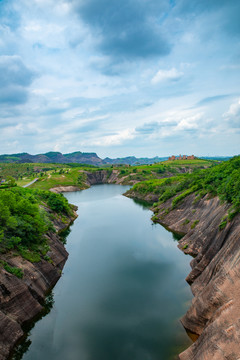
<box><xmin>0</xmin><ymin>151</ymin><xmax>168</xmax><ymax>166</ymax></box>
<box><xmin>0</xmin><ymin>151</ymin><xmax>104</xmax><ymax>166</ymax></box>
<box><xmin>104</xmin><ymin>156</ymin><xmax>168</xmax><ymax>165</ymax></box>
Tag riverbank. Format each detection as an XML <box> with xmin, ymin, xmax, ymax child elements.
<box><xmin>2</xmin><ymin>156</ymin><xmax>239</xmax><ymax>359</ymax></box>
<box><xmin>125</xmin><ymin>188</ymin><xmax>240</xmax><ymax>359</ymax></box>
<box><xmin>17</xmin><ymin>184</ymin><xmax>192</xmax><ymax>360</ymax></box>
<box><xmin>0</xmin><ymin>207</ymin><xmax>77</xmax><ymax>360</ymax></box>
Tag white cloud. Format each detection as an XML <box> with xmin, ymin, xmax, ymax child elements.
<box><xmin>223</xmin><ymin>99</ymin><xmax>240</xmax><ymax>128</ymax></box>
<box><xmin>84</xmin><ymin>129</ymin><xmax>135</xmax><ymax>147</ymax></box>
<box><xmin>151</xmin><ymin>68</ymin><xmax>184</xmax><ymax>84</ymax></box>
<box><xmin>176</xmin><ymin>112</ymin><xmax>203</xmax><ymax>131</ymax></box>
<box><xmin>223</xmin><ymin>99</ymin><xmax>240</xmax><ymax>118</ymax></box>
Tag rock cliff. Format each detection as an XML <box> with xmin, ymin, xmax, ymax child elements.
<box><xmin>125</xmin><ymin>190</ymin><xmax>240</xmax><ymax>359</ymax></box>
<box><xmin>84</xmin><ymin>170</ymin><xmax>122</xmax><ymax>185</ymax></box>
<box><xmin>0</xmin><ymin>210</ymin><xmax>77</xmax><ymax>360</ymax></box>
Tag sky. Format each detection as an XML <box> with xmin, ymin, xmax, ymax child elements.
<box><xmin>0</xmin><ymin>0</ymin><xmax>239</xmax><ymax>158</ymax></box>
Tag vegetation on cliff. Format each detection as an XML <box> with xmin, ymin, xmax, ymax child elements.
<box><xmin>129</xmin><ymin>156</ymin><xmax>240</xmax><ymax>216</ymax></box>
<box><xmin>0</xmin><ymin>158</ymin><xmax>213</xmax><ymax>190</ymax></box>
<box><xmin>0</xmin><ymin>187</ymin><xmax>74</xmax><ymax>269</ymax></box>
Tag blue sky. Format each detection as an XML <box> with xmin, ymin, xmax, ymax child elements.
<box><xmin>0</xmin><ymin>0</ymin><xmax>239</xmax><ymax>157</ymax></box>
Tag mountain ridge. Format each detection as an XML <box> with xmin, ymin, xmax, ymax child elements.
<box><xmin>0</xmin><ymin>152</ymin><xmax>167</xmax><ymax>165</ymax></box>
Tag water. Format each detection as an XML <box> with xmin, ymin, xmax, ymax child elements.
<box><xmin>19</xmin><ymin>184</ymin><xmax>192</xmax><ymax>360</ymax></box>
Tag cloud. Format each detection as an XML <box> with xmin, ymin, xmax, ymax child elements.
<box><xmin>0</xmin><ymin>0</ymin><xmax>21</xmax><ymax>31</ymax></box>
<box><xmin>71</xmin><ymin>0</ymin><xmax>171</xmax><ymax>62</ymax></box>
<box><xmin>175</xmin><ymin>0</ymin><xmax>240</xmax><ymax>37</ymax></box>
<box><xmin>196</xmin><ymin>94</ymin><xmax>233</xmax><ymax>106</ymax></box>
<box><xmin>0</xmin><ymin>56</ymin><xmax>36</xmax><ymax>105</ymax></box>
<box><xmin>151</xmin><ymin>68</ymin><xmax>183</xmax><ymax>84</ymax></box>
<box><xmin>223</xmin><ymin>99</ymin><xmax>240</xmax><ymax>128</ymax></box>
<box><xmin>81</xmin><ymin>129</ymin><xmax>135</xmax><ymax>147</ymax></box>
<box><xmin>135</xmin><ymin>122</ymin><xmax>161</xmax><ymax>135</ymax></box>
<box><xmin>135</xmin><ymin>121</ymin><xmax>176</xmax><ymax>135</ymax></box>
<box><xmin>176</xmin><ymin>112</ymin><xmax>202</xmax><ymax>131</ymax></box>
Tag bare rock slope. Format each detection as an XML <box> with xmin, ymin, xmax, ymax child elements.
<box><xmin>0</xmin><ymin>211</ymin><xmax>77</xmax><ymax>360</ymax></box>
<box><xmin>126</xmin><ymin>190</ymin><xmax>240</xmax><ymax>359</ymax></box>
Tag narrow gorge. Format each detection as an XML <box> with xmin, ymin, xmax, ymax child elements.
<box><xmin>50</xmin><ymin>167</ymin><xmax>240</xmax><ymax>358</ymax></box>
<box><xmin>1</xmin><ymin>159</ymin><xmax>239</xmax><ymax>360</ymax></box>
<box><xmin>125</xmin><ymin>188</ymin><xmax>240</xmax><ymax>359</ymax></box>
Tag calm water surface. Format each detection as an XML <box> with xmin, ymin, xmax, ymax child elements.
<box><xmin>20</xmin><ymin>185</ymin><xmax>192</xmax><ymax>360</ymax></box>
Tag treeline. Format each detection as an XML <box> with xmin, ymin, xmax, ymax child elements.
<box><xmin>0</xmin><ymin>187</ymin><xmax>73</xmax><ymax>255</ymax></box>
<box><xmin>131</xmin><ymin>156</ymin><xmax>240</xmax><ymax>215</ymax></box>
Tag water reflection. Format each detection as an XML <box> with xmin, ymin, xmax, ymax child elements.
<box><xmin>12</xmin><ymin>293</ymin><xmax>54</xmax><ymax>360</ymax></box>
<box><xmin>18</xmin><ymin>185</ymin><xmax>191</xmax><ymax>360</ymax></box>
<box><xmin>131</xmin><ymin>197</ymin><xmax>153</xmax><ymax>210</ymax></box>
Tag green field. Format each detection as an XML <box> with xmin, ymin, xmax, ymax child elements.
<box><xmin>130</xmin><ymin>156</ymin><xmax>240</xmax><ymax>218</ymax></box>
<box><xmin>0</xmin><ymin>159</ymin><xmax>216</xmax><ymax>191</ymax></box>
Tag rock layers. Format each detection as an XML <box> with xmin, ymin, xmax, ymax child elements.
<box><xmin>125</xmin><ymin>190</ymin><xmax>240</xmax><ymax>359</ymax></box>
<box><xmin>0</xmin><ymin>210</ymin><xmax>77</xmax><ymax>360</ymax></box>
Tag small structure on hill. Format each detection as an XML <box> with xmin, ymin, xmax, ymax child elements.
<box><xmin>168</xmin><ymin>154</ymin><xmax>195</xmax><ymax>161</ymax></box>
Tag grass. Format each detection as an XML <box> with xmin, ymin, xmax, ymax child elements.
<box><xmin>130</xmin><ymin>156</ymin><xmax>240</xmax><ymax>217</ymax></box>
<box><xmin>219</xmin><ymin>220</ymin><xmax>227</xmax><ymax>230</ymax></box>
<box><xmin>0</xmin><ymin>261</ymin><xmax>24</xmax><ymax>278</ymax></box>
<box><xmin>191</xmin><ymin>220</ymin><xmax>199</xmax><ymax>229</ymax></box>
<box><xmin>18</xmin><ymin>248</ymin><xmax>41</xmax><ymax>263</ymax></box>
<box><xmin>1</xmin><ymin>159</ymin><xmax>214</xmax><ymax>191</ymax></box>
<box><xmin>29</xmin><ymin>168</ymin><xmax>88</xmax><ymax>190</ymax></box>
<box><xmin>164</xmin><ymin>159</ymin><xmax>213</xmax><ymax>166</ymax></box>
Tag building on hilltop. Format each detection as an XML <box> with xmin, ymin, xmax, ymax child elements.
<box><xmin>168</xmin><ymin>154</ymin><xmax>195</xmax><ymax>161</ymax></box>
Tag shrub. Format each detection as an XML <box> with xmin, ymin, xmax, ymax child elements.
<box><xmin>191</xmin><ymin>220</ymin><xmax>199</xmax><ymax>229</ymax></box>
<box><xmin>2</xmin><ymin>262</ymin><xmax>24</xmax><ymax>278</ymax></box>
<box><xmin>219</xmin><ymin>220</ymin><xmax>227</xmax><ymax>230</ymax></box>
<box><xmin>18</xmin><ymin>247</ymin><xmax>41</xmax><ymax>263</ymax></box>
<box><xmin>151</xmin><ymin>215</ymin><xmax>159</xmax><ymax>222</ymax></box>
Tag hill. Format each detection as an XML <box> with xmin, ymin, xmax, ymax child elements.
<box><xmin>0</xmin><ymin>152</ymin><xmax>170</xmax><ymax>166</ymax></box>
<box><xmin>0</xmin><ymin>151</ymin><xmax>104</xmax><ymax>166</ymax></box>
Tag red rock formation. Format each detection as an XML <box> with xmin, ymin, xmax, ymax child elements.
<box><xmin>0</xmin><ymin>211</ymin><xmax>77</xmax><ymax>360</ymax></box>
<box><xmin>125</xmin><ymin>189</ymin><xmax>240</xmax><ymax>358</ymax></box>
<box><xmin>156</xmin><ymin>194</ymin><xmax>240</xmax><ymax>359</ymax></box>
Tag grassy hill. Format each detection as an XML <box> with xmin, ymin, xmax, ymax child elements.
<box><xmin>0</xmin><ymin>158</ymin><xmax>216</xmax><ymax>191</ymax></box>
<box><xmin>127</xmin><ymin>156</ymin><xmax>240</xmax><ymax>219</ymax></box>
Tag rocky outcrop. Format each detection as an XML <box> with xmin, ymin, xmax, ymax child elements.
<box><xmin>84</xmin><ymin>169</ymin><xmax>147</xmax><ymax>186</ymax></box>
<box><xmin>125</xmin><ymin>190</ymin><xmax>240</xmax><ymax>359</ymax></box>
<box><xmin>84</xmin><ymin>169</ymin><xmax>126</xmax><ymax>185</ymax></box>
<box><xmin>49</xmin><ymin>168</ymin><xmax>206</xmax><ymax>194</ymax></box>
<box><xmin>50</xmin><ymin>185</ymin><xmax>82</xmax><ymax>193</ymax></box>
<box><xmin>0</xmin><ymin>210</ymin><xmax>77</xmax><ymax>360</ymax></box>
<box><xmin>125</xmin><ymin>189</ymin><xmax>160</xmax><ymax>204</ymax></box>
<box><xmin>50</xmin><ymin>170</ymin><xmax>125</xmax><ymax>193</ymax></box>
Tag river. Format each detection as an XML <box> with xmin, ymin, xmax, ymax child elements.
<box><xmin>18</xmin><ymin>184</ymin><xmax>192</xmax><ymax>360</ymax></box>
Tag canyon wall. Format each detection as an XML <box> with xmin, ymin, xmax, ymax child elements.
<box><xmin>125</xmin><ymin>190</ymin><xmax>240</xmax><ymax>359</ymax></box>
<box><xmin>0</xmin><ymin>210</ymin><xmax>77</xmax><ymax>360</ymax></box>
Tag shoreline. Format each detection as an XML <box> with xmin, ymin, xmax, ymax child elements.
<box><xmin>4</xmin><ymin>177</ymin><xmax>239</xmax><ymax>359</ymax></box>
<box><xmin>125</xmin><ymin>189</ymin><xmax>240</xmax><ymax>359</ymax></box>
<box><xmin>0</xmin><ymin>209</ymin><xmax>78</xmax><ymax>360</ymax></box>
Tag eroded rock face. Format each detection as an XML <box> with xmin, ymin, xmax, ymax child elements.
<box><xmin>126</xmin><ymin>190</ymin><xmax>240</xmax><ymax>359</ymax></box>
<box><xmin>84</xmin><ymin>170</ymin><xmax>122</xmax><ymax>185</ymax></box>
<box><xmin>0</xmin><ymin>212</ymin><xmax>77</xmax><ymax>360</ymax></box>
<box><xmin>50</xmin><ymin>186</ymin><xmax>81</xmax><ymax>193</ymax></box>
